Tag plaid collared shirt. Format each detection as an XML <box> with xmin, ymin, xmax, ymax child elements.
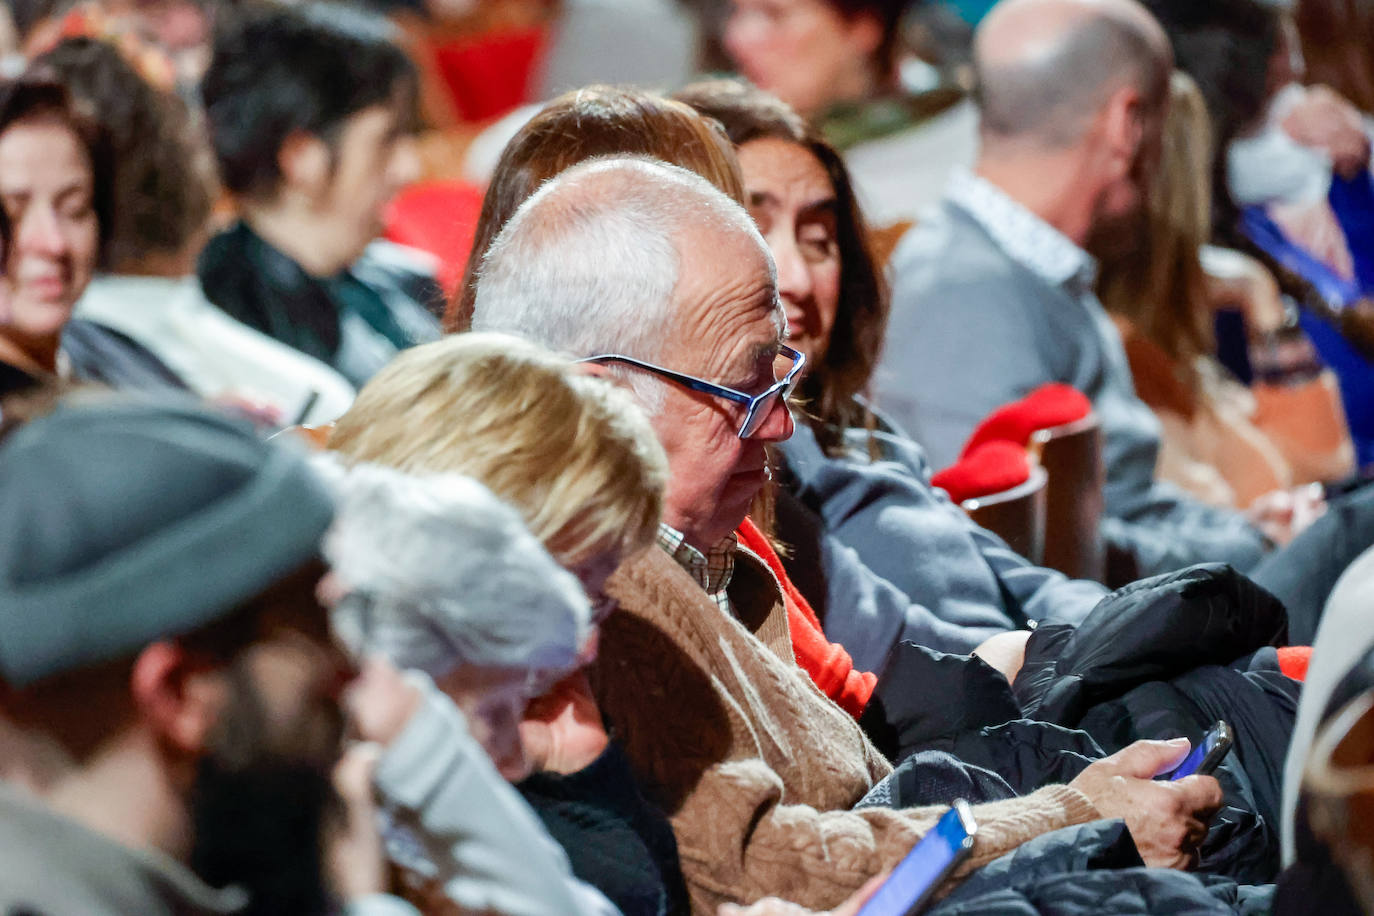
<box><xmin>657</xmin><ymin>523</ymin><xmax>738</xmax><ymax>618</ymax></box>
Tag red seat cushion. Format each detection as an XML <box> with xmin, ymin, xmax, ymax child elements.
<box><xmin>384</xmin><ymin>180</ymin><xmax>485</xmax><ymax>296</ymax></box>
<box><xmin>931</xmin><ymin>440</ymin><xmax>1032</xmax><ymax>504</ymax></box>
<box><xmin>1277</xmin><ymin>645</ymin><xmax>1312</xmax><ymax>682</ymax></box>
<box><xmin>960</xmin><ymin>383</ymin><xmax>1092</xmax><ymax>459</ymax></box>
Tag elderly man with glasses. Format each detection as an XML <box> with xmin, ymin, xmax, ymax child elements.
<box><xmin>471</xmin><ymin>156</ymin><xmax>1222</xmax><ymax>915</ymax></box>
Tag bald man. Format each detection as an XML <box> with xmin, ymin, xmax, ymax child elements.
<box><xmin>872</xmin><ymin>0</ymin><xmax>1370</xmax><ymax>637</ymax></box>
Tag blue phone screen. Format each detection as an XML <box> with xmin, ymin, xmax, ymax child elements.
<box><xmin>1168</xmin><ymin>730</ymin><xmax>1220</xmax><ymax>781</ymax></box>
<box><xmin>856</xmin><ymin>806</ymin><xmax>971</xmax><ymax>916</ymax></box>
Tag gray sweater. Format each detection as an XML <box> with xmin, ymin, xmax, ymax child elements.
<box><xmin>873</xmin><ymin>194</ymin><xmax>1269</xmax><ymax>578</ymax></box>
<box><xmin>781</xmin><ymin>419</ymin><xmax>1106</xmax><ymax>650</ymax></box>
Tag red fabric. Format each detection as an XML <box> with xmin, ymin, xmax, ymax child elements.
<box><xmin>1277</xmin><ymin>646</ymin><xmax>1312</xmax><ymax>682</ymax></box>
<box><xmin>736</xmin><ymin>518</ymin><xmax>876</xmax><ymax>718</ymax></box>
<box><xmin>931</xmin><ymin>440</ymin><xmax>1032</xmax><ymax>504</ymax></box>
<box><xmin>960</xmin><ymin>383</ymin><xmax>1093</xmax><ymax>459</ymax></box>
<box><xmin>383</xmin><ymin>180</ymin><xmax>485</xmax><ymax>296</ymax></box>
<box><xmin>431</xmin><ymin>27</ymin><xmax>547</xmax><ymax>123</ymax></box>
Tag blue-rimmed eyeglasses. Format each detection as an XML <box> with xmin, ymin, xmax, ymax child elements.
<box><xmin>579</xmin><ymin>344</ymin><xmax>806</xmax><ymax>439</ymax></box>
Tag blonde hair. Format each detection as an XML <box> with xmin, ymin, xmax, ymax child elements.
<box><xmin>1098</xmin><ymin>70</ymin><xmax>1215</xmax><ymax>397</ymax></box>
<box><xmin>328</xmin><ymin>333</ymin><xmax>668</xmax><ymax>569</ymax></box>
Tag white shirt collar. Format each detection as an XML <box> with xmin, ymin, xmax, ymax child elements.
<box><xmin>945</xmin><ymin>169</ymin><xmax>1099</xmax><ymax>295</ymax></box>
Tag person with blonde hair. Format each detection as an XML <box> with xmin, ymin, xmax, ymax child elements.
<box><xmin>329</xmin><ymin>332</ymin><xmax>686</xmax><ymax>916</ymax></box>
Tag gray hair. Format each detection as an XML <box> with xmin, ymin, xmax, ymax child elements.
<box><xmin>320</xmin><ymin>460</ymin><xmax>591</xmax><ymax>679</ymax></box>
<box><xmin>471</xmin><ymin>156</ymin><xmax>773</xmax><ymax>412</ymax></box>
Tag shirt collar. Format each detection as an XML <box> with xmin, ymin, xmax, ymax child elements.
<box><xmin>945</xmin><ymin>169</ymin><xmax>1099</xmax><ymax>296</ymax></box>
<box><xmin>657</xmin><ymin>523</ymin><xmax>738</xmax><ymax>599</ymax></box>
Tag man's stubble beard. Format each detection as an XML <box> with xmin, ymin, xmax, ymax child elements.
<box><xmin>188</xmin><ymin>661</ymin><xmax>346</xmax><ymax>916</ymax></box>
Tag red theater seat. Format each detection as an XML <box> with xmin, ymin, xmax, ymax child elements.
<box><xmin>960</xmin><ymin>383</ymin><xmax>1092</xmax><ymax>459</ymax></box>
<box><xmin>384</xmin><ymin>180</ymin><xmax>485</xmax><ymax>296</ymax></box>
<box><xmin>932</xmin><ymin>440</ymin><xmax>1033</xmax><ymax>504</ymax></box>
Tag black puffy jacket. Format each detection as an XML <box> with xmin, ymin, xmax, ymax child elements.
<box><xmin>862</xmin><ymin>564</ymin><xmax>1301</xmax><ymax>883</ymax></box>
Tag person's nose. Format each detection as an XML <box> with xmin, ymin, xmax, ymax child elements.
<box><xmin>388</xmin><ymin>135</ymin><xmax>422</xmax><ymax>191</ymax></box>
<box><xmin>753</xmin><ymin>396</ymin><xmax>794</xmax><ymax>442</ymax></box>
<box><xmin>18</xmin><ymin>206</ymin><xmax>68</xmax><ymax>259</ymax></box>
<box><xmin>774</xmin><ymin>235</ymin><xmax>814</xmax><ymax>312</ymax></box>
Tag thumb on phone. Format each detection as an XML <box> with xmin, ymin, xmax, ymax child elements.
<box><xmin>1111</xmin><ymin>737</ymin><xmax>1193</xmax><ymax>778</ymax></box>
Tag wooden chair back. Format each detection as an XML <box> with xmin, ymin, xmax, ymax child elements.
<box><xmin>1304</xmin><ymin>689</ymin><xmax>1374</xmax><ymax>912</ymax></box>
<box><xmin>963</xmin><ymin>464</ymin><xmax>1048</xmax><ymax>565</ymax></box>
<box><xmin>1031</xmin><ymin>413</ymin><xmax>1105</xmax><ymax>582</ymax></box>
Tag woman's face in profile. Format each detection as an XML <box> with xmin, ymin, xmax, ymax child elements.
<box><xmin>0</xmin><ymin>115</ymin><xmax>98</xmax><ymax>356</ymax></box>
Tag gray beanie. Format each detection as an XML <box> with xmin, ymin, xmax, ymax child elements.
<box><xmin>0</xmin><ymin>398</ymin><xmax>335</xmax><ymax>687</ymax></box>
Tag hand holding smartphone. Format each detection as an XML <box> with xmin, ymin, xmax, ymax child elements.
<box><xmin>1163</xmin><ymin>721</ymin><xmax>1234</xmax><ymax>781</ymax></box>
<box><xmin>855</xmin><ymin>800</ymin><xmax>977</xmax><ymax>916</ymax></box>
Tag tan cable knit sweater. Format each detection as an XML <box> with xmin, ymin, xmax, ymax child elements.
<box><xmin>590</xmin><ymin>545</ymin><xmax>1100</xmax><ymax>914</ymax></box>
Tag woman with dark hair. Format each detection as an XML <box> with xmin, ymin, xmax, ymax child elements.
<box><xmin>677</xmin><ymin>78</ymin><xmax>1109</xmax><ymax>644</ymax></box>
<box><xmin>1296</xmin><ymin>0</ymin><xmax>1374</xmax><ymax>116</ymax></box>
<box><xmin>0</xmin><ymin>71</ymin><xmax>186</xmax><ymax>396</ymax></box>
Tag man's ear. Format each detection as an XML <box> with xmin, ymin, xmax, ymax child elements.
<box><xmin>1101</xmin><ymin>85</ymin><xmax>1146</xmax><ymax>180</ymax></box>
<box><xmin>129</xmin><ymin>643</ymin><xmax>226</xmax><ymax>756</ymax></box>
<box><xmin>277</xmin><ymin>130</ymin><xmax>332</xmax><ymax>201</ymax></box>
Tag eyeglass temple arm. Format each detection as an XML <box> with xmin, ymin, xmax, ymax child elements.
<box><xmin>577</xmin><ymin>354</ymin><xmax>753</xmax><ymax>405</ymax></box>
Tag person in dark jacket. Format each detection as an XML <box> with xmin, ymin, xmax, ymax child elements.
<box><xmin>197</xmin><ymin>2</ymin><xmax>440</xmax><ymax>387</ymax></box>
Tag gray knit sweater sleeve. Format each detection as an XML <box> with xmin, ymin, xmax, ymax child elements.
<box><xmin>373</xmin><ymin>675</ymin><xmax>621</xmax><ymax>916</ymax></box>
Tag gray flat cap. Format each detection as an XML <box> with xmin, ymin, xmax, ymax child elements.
<box><xmin>0</xmin><ymin>398</ymin><xmax>335</xmax><ymax>686</ymax></box>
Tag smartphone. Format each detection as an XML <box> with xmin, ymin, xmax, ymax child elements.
<box><xmin>1165</xmin><ymin>721</ymin><xmax>1234</xmax><ymax>781</ymax></box>
<box><xmin>855</xmin><ymin>800</ymin><xmax>978</xmax><ymax>916</ymax></box>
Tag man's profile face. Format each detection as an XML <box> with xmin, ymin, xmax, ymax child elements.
<box><xmin>189</xmin><ymin>587</ymin><xmax>351</xmax><ymax>912</ymax></box>
<box><xmin>312</xmin><ymin>98</ymin><xmax>419</xmax><ymax>271</ymax></box>
<box><xmin>1090</xmin><ymin>96</ymin><xmax>1168</xmax><ymax>256</ymax></box>
<box><xmin>648</xmin><ymin>222</ymin><xmax>794</xmax><ymax>549</ymax></box>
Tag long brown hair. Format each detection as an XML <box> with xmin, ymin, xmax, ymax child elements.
<box><xmin>444</xmin><ymin>86</ymin><xmax>745</xmax><ymax>332</ymax></box>
<box><xmin>1296</xmin><ymin>0</ymin><xmax>1374</xmax><ymax>115</ymax></box>
<box><xmin>676</xmin><ymin>78</ymin><xmax>889</xmax><ymax>456</ymax></box>
<box><xmin>1097</xmin><ymin>71</ymin><xmax>1215</xmax><ymax>399</ymax></box>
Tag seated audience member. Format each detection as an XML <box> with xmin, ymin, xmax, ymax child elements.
<box><xmin>471</xmin><ymin>155</ymin><xmax>1226</xmax><ymax>911</ymax></box>
<box><xmin>197</xmin><ymin>1</ymin><xmax>441</xmax><ymax>387</ymax></box>
<box><xmin>874</xmin><ymin>0</ymin><xmax>1374</xmax><ymax>640</ymax></box>
<box><xmin>720</xmin><ymin>0</ymin><xmax>974</xmax><ymax>226</ymax></box>
<box><xmin>451</xmin><ymin>84</ymin><xmax>1029</xmax><ymax>701</ymax></box>
<box><xmin>328</xmin><ymin>333</ymin><xmax>686</xmax><ymax>916</ymax></box>
<box><xmin>0</xmin><ymin>72</ymin><xmax>187</xmax><ymax>395</ymax></box>
<box><xmin>39</xmin><ymin>36</ymin><xmax>355</xmax><ymax>425</ymax></box>
<box><xmin>678</xmin><ymin>77</ymin><xmax>1108</xmax><ymax>652</ymax></box>
<box><xmin>1098</xmin><ymin>70</ymin><xmax>1354</xmax><ymax>521</ymax></box>
<box><xmin>322</xmin><ymin>461</ymin><xmax>626</xmax><ymax>916</ymax></box>
<box><xmin>0</xmin><ymin>394</ymin><xmax>405</xmax><ymax>914</ymax></box>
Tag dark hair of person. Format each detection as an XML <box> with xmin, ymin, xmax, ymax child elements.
<box><xmin>444</xmin><ymin>85</ymin><xmax>745</xmax><ymax>331</ymax></box>
<box><xmin>37</xmin><ymin>37</ymin><xmax>216</xmax><ymax>271</ymax></box>
<box><xmin>828</xmin><ymin>0</ymin><xmax>915</xmax><ymax>83</ymax></box>
<box><xmin>1295</xmin><ymin>0</ymin><xmax>1374</xmax><ymax>115</ymax></box>
<box><xmin>8</xmin><ymin>0</ymin><xmax>66</xmax><ymax>44</ymax></box>
<box><xmin>0</xmin><ymin>71</ymin><xmax>114</xmax><ymax>260</ymax></box>
<box><xmin>677</xmin><ymin>79</ymin><xmax>889</xmax><ymax>457</ymax></box>
<box><xmin>199</xmin><ymin>0</ymin><xmax>417</xmax><ymax>200</ymax></box>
